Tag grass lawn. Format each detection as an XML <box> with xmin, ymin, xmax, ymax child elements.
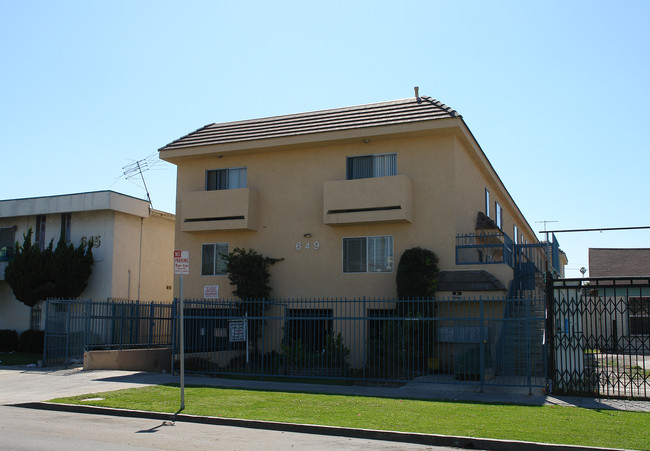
<box><xmin>51</xmin><ymin>385</ymin><xmax>650</xmax><ymax>450</ymax></box>
<box><xmin>0</xmin><ymin>352</ymin><xmax>41</xmax><ymax>366</ymax></box>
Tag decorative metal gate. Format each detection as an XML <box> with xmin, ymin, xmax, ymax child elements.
<box><xmin>550</xmin><ymin>277</ymin><xmax>650</xmax><ymax>399</ymax></box>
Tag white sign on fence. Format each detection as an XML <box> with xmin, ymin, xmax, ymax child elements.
<box><xmin>229</xmin><ymin>319</ymin><xmax>247</xmax><ymax>342</ymax></box>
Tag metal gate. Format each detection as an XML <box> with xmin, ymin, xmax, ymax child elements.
<box><xmin>550</xmin><ymin>277</ymin><xmax>650</xmax><ymax>399</ymax></box>
<box><xmin>42</xmin><ymin>299</ymin><xmax>174</xmax><ymax>367</ymax></box>
<box><xmin>43</xmin><ymin>299</ymin><xmax>87</xmax><ymax>366</ymax></box>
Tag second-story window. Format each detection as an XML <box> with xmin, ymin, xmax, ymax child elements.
<box><xmin>206</xmin><ymin>167</ymin><xmax>247</xmax><ymax>190</ymax></box>
<box><xmin>36</xmin><ymin>215</ymin><xmax>46</xmax><ymax>251</ymax></box>
<box><xmin>346</xmin><ymin>153</ymin><xmax>396</xmax><ymax>180</ymax></box>
<box><xmin>60</xmin><ymin>213</ymin><xmax>71</xmax><ymax>243</ymax></box>
<box><xmin>485</xmin><ymin>188</ymin><xmax>490</xmax><ymax>217</ymax></box>
<box><xmin>495</xmin><ymin>202</ymin><xmax>503</xmax><ymax>229</ymax></box>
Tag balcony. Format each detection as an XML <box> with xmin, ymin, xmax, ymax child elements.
<box><xmin>323</xmin><ymin>175</ymin><xmax>412</xmax><ymax>226</ymax></box>
<box><xmin>180</xmin><ymin>188</ymin><xmax>258</xmax><ymax>232</ymax></box>
<box><xmin>456</xmin><ymin>232</ymin><xmax>514</xmax><ymax>268</ymax></box>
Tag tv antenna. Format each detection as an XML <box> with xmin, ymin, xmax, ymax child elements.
<box><xmin>535</xmin><ymin>220</ymin><xmax>558</xmax><ymax>232</ymax></box>
<box><xmin>114</xmin><ymin>152</ymin><xmax>165</xmax><ymax>209</ymax></box>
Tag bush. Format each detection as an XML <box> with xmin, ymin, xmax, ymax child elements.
<box><xmin>19</xmin><ymin>329</ymin><xmax>44</xmax><ymax>354</ymax></box>
<box><xmin>0</xmin><ymin>329</ymin><xmax>19</xmax><ymax>352</ymax></box>
<box><xmin>454</xmin><ymin>345</ymin><xmax>493</xmax><ymax>381</ymax></box>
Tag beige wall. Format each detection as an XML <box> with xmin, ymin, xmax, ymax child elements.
<box><xmin>0</xmin><ymin>194</ymin><xmax>175</xmax><ymax>334</ymax></box>
<box><xmin>169</xmin><ymin>125</ymin><xmax>539</xmax><ymax>301</ymax></box>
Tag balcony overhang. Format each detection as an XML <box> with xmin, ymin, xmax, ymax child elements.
<box><xmin>180</xmin><ymin>188</ymin><xmax>258</xmax><ymax>232</ymax></box>
<box><xmin>323</xmin><ymin>175</ymin><xmax>412</xmax><ymax>226</ymax></box>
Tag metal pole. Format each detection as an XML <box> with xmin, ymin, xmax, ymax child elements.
<box><xmin>179</xmin><ymin>275</ymin><xmax>185</xmax><ymax>411</ymax></box>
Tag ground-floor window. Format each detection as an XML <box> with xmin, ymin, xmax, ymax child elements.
<box><xmin>343</xmin><ymin>235</ymin><xmax>393</xmax><ymax>273</ymax></box>
<box><xmin>629</xmin><ymin>296</ymin><xmax>649</xmax><ymax>335</ymax></box>
<box><xmin>283</xmin><ymin>309</ymin><xmax>333</xmax><ymax>353</ymax></box>
<box><xmin>201</xmin><ymin>243</ymin><xmax>229</xmax><ymax>276</ymax></box>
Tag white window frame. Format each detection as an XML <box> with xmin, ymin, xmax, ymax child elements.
<box><xmin>201</xmin><ymin>243</ymin><xmax>229</xmax><ymax>276</ymax></box>
<box><xmin>495</xmin><ymin>201</ymin><xmax>503</xmax><ymax>229</ymax></box>
<box><xmin>342</xmin><ymin>235</ymin><xmax>394</xmax><ymax>273</ymax></box>
<box><xmin>485</xmin><ymin>188</ymin><xmax>490</xmax><ymax>217</ymax></box>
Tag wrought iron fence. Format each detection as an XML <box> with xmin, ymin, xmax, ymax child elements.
<box><xmin>551</xmin><ymin>277</ymin><xmax>650</xmax><ymax>399</ymax></box>
<box><xmin>43</xmin><ymin>299</ymin><xmax>173</xmax><ymax>366</ymax></box>
<box><xmin>42</xmin><ymin>296</ymin><xmax>546</xmax><ymax>391</ymax></box>
<box><xmin>172</xmin><ymin>296</ymin><xmax>545</xmax><ymax>391</ymax></box>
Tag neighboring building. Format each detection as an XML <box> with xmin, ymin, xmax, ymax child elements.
<box><xmin>589</xmin><ymin>248</ymin><xmax>650</xmax><ymax>277</ymax></box>
<box><xmin>159</xmin><ymin>94</ymin><xmax>555</xmax><ymax>301</ymax></box>
<box><xmin>588</xmin><ymin>248</ymin><xmax>650</xmax><ymax>346</ymax></box>
<box><xmin>0</xmin><ymin>191</ymin><xmax>175</xmax><ymax>334</ymax></box>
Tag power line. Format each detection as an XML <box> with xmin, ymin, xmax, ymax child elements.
<box><xmin>540</xmin><ymin>225</ymin><xmax>650</xmax><ymax>234</ymax></box>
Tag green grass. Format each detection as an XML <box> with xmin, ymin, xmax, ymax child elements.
<box><xmin>51</xmin><ymin>385</ymin><xmax>650</xmax><ymax>450</ymax></box>
<box><xmin>0</xmin><ymin>352</ymin><xmax>41</xmax><ymax>366</ymax></box>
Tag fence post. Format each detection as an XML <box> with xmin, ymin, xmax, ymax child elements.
<box><xmin>479</xmin><ymin>296</ymin><xmax>480</xmax><ymax>393</ymax></box>
<box><xmin>362</xmin><ymin>296</ymin><xmax>366</xmax><ymax>385</ymax></box>
<box><xmin>148</xmin><ymin>301</ymin><xmax>154</xmax><ymax>349</ymax></box>
<box><xmin>261</xmin><ymin>299</ymin><xmax>265</xmax><ymax>380</ymax></box>
<box><xmin>64</xmin><ymin>300</ymin><xmax>71</xmax><ymax>368</ymax></box>
<box><xmin>85</xmin><ymin>299</ymin><xmax>92</xmax><ymax>355</ymax></box>
<box><xmin>526</xmin><ymin>296</ymin><xmax>532</xmax><ymax>395</ymax></box>
<box><xmin>171</xmin><ymin>299</ymin><xmax>177</xmax><ymax>375</ymax></box>
<box><xmin>42</xmin><ymin>300</ymin><xmax>50</xmax><ymax>365</ymax></box>
<box><xmin>545</xmin><ymin>271</ymin><xmax>555</xmax><ymax>394</ymax></box>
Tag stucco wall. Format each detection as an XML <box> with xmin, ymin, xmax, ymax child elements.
<box><xmin>171</xmin><ymin>128</ymin><xmax>533</xmax><ymax>300</ymax></box>
<box><xmin>0</xmin><ymin>193</ymin><xmax>175</xmax><ymax>334</ymax></box>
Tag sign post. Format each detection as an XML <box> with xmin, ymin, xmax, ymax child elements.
<box><xmin>174</xmin><ymin>250</ymin><xmax>189</xmax><ymax>410</ymax></box>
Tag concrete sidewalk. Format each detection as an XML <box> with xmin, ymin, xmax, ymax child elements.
<box><xmin>1</xmin><ymin>365</ymin><xmax>649</xmax><ymax>412</ymax></box>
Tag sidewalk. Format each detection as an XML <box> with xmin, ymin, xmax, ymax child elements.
<box><xmin>1</xmin><ymin>365</ymin><xmax>649</xmax><ymax>412</ymax></box>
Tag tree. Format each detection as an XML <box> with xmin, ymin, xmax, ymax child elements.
<box><xmin>224</xmin><ymin>248</ymin><xmax>283</xmax><ymax>300</ymax></box>
<box><xmin>4</xmin><ymin>229</ymin><xmax>94</xmax><ymax>308</ymax></box>
<box><xmin>395</xmin><ymin>247</ymin><xmax>440</xmax><ymax>371</ymax></box>
<box><xmin>223</xmin><ymin>248</ymin><xmax>283</xmax><ymax>355</ymax></box>
<box><xmin>396</xmin><ymin>246</ymin><xmax>440</xmax><ymax>301</ymax></box>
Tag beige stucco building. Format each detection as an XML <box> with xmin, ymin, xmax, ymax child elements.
<box><xmin>0</xmin><ymin>191</ymin><xmax>175</xmax><ymax>334</ymax></box>
<box><xmin>160</xmin><ymin>94</ymin><xmax>551</xmax><ymax>301</ymax></box>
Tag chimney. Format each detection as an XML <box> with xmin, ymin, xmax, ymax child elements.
<box><xmin>414</xmin><ymin>86</ymin><xmax>420</xmax><ymax>100</ymax></box>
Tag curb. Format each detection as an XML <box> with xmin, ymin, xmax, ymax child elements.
<box><xmin>12</xmin><ymin>402</ymin><xmax>621</xmax><ymax>451</ymax></box>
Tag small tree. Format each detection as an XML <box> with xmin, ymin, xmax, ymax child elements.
<box><xmin>395</xmin><ymin>246</ymin><xmax>439</xmax><ymax>372</ymax></box>
<box><xmin>223</xmin><ymin>248</ymin><xmax>283</xmax><ymax>357</ymax></box>
<box><xmin>396</xmin><ymin>246</ymin><xmax>439</xmax><ymax>301</ymax></box>
<box><xmin>4</xmin><ymin>229</ymin><xmax>94</xmax><ymax>308</ymax></box>
<box><xmin>224</xmin><ymin>248</ymin><xmax>283</xmax><ymax>300</ymax></box>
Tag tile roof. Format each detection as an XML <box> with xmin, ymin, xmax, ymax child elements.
<box><xmin>159</xmin><ymin>96</ymin><xmax>459</xmax><ymax>151</ymax></box>
<box><xmin>438</xmin><ymin>270</ymin><xmax>507</xmax><ymax>292</ymax></box>
<box><xmin>589</xmin><ymin>248</ymin><xmax>650</xmax><ymax>277</ymax></box>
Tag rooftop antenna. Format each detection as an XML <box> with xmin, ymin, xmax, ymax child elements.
<box><xmin>115</xmin><ymin>152</ymin><xmax>165</xmax><ymax>209</ymax></box>
<box><xmin>536</xmin><ymin>220</ymin><xmax>558</xmax><ymax>233</ymax></box>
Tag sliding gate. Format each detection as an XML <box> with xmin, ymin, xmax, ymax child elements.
<box><xmin>550</xmin><ymin>277</ymin><xmax>650</xmax><ymax>398</ymax></box>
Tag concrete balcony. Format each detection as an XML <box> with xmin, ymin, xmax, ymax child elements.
<box><xmin>323</xmin><ymin>175</ymin><xmax>412</xmax><ymax>225</ymax></box>
<box><xmin>180</xmin><ymin>188</ymin><xmax>258</xmax><ymax>232</ymax></box>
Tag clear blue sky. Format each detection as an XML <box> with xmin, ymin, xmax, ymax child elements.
<box><xmin>2</xmin><ymin>1</ymin><xmax>649</xmax><ymax>277</ymax></box>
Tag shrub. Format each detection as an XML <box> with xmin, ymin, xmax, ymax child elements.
<box><xmin>19</xmin><ymin>329</ymin><xmax>44</xmax><ymax>354</ymax></box>
<box><xmin>0</xmin><ymin>329</ymin><xmax>19</xmax><ymax>352</ymax></box>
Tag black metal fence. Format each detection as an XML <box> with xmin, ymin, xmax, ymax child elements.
<box><xmin>172</xmin><ymin>296</ymin><xmax>546</xmax><ymax>392</ymax></box>
<box><xmin>42</xmin><ymin>296</ymin><xmax>546</xmax><ymax>392</ymax></box>
<box><xmin>550</xmin><ymin>277</ymin><xmax>650</xmax><ymax>398</ymax></box>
